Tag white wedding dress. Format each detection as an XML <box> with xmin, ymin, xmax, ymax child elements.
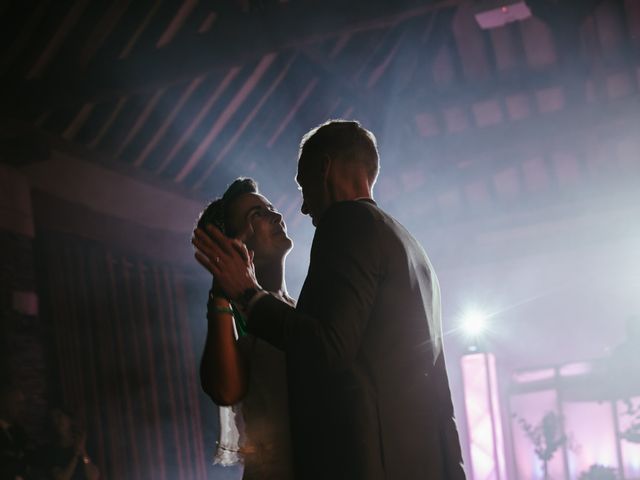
<box><xmin>214</xmin><ymin>334</ymin><xmax>294</xmax><ymax>480</ymax></box>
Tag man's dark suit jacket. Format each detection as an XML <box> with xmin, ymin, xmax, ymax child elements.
<box><xmin>248</xmin><ymin>199</ymin><xmax>465</xmax><ymax>480</ymax></box>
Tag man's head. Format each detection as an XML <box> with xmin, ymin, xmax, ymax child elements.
<box><xmin>296</xmin><ymin>120</ymin><xmax>379</xmax><ymax>226</ymax></box>
<box><xmin>197</xmin><ymin>178</ymin><xmax>292</xmax><ymax>267</ymax></box>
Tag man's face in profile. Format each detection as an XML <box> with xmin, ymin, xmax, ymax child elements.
<box><xmin>296</xmin><ymin>153</ymin><xmax>327</xmax><ymax>227</ymax></box>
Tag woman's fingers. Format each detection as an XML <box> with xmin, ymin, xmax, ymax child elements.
<box><xmin>192</xmin><ymin>230</ymin><xmax>214</xmax><ymax>257</ymax></box>
<box><xmin>230</xmin><ymin>239</ymin><xmax>250</xmax><ymax>261</ymax></box>
<box><xmin>192</xmin><ymin>227</ymin><xmax>215</xmax><ymax>248</ymax></box>
<box><xmin>193</xmin><ymin>225</ymin><xmax>258</xmax><ymax>301</ymax></box>
<box><xmin>194</xmin><ymin>251</ymin><xmax>216</xmax><ymax>275</ymax></box>
<box><xmin>199</xmin><ymin>226</ymin><xmax>250</xmax><ymax>267</ymax></box>
<box><xmin>206</xmin><ymin>224</ymin><xmax>236</xmax><ymax>256</ymax></box>
<box><xmin>192</xmin><ymin>228</ymin><xmax>230</xmax><ymax>264</ymax></box>
<box><xmin>194</xmin><ymin>243</ymin><xmax>227</xmax><ymax>275</ymax></box>
<box><xmin>229</xmin><ymin>241</ymin><xmax>253</xmax><ymax>265</ymax></box>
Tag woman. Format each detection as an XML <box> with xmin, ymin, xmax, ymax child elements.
<box><xmin>193</xmin><ymin>178</ymin><xmax>295</xmax><ymax>479</ymax></box>
<box><xmin>41</xmin><ymin>407</ymin><xmax>100</xmax><ymax>480</ymax></box>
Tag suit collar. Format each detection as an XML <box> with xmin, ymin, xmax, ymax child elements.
<box><xmin>354</xmin><ymin>197</ymin><xmax>377</xmax><ymax>206</ymax></box>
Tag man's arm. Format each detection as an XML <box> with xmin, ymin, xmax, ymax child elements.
<box><xmin>249</xmin><ymin>202</ymin><xmax>381</xmax><ymax>370</ymax></box>
<box><xmin>194</xmin><ymin>201</ymin><xmax>382</xmax><ymax>370</ymax></box>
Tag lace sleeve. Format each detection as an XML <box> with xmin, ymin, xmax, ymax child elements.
<box><xmin>213</xmin><ymin>403</ymin><xmax>244</xmax><ymax>466</ymax></box>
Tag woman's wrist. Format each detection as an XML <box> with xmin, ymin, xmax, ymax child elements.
<box><xmin>208</xmin><ymin>289</ymin><xmax>230</xmax><ymax>303</ymax></box>
<box><xmin>207</xmin><ymin>290</ymin><xmax>233</xmax><ymax>317</ymax></box>
<box><xmin>210</xmin><ymin>280</ymin><xmax>228</xmax><ymax>298</ymax></box>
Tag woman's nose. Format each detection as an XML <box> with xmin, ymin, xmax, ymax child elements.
<box><xmin>270</xmin><ymin>209</ymin><xmax>283</xmax><ymax>223</ymax></box>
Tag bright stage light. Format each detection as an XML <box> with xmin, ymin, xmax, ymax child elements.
<box><xmin>462</xmin><ymin>310</ymin><xmax>488</xmax><ymax>336</ymax></box>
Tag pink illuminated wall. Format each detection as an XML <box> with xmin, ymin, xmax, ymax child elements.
<box><xmin>509</xmin><ymin>390</ymin><xmax>565</xmax><ymax>480</ymax></box>
<box><xmin>618</xmin><ymin>398</ymin><xmax>640</xmax><ymax>479</ymax></box>
<box><xmin>507</xmin><ymin>367</ymin><xmax>640</xmax><ymax>480</ymax></box>
<box><xmin>461</xmin><ymin>353</ymin><xmax>507</xmax><ymax>480</ymax></box>
<box><xmin>564</xmin><ymin>401</ymin><xmax>618</xmax><ymax>477</ymax></box>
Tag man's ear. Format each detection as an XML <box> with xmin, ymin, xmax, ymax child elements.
<box><xmin>320</xmin><ymin>154</ymin><xmax>332</xmax><ymax>180</ymax></box>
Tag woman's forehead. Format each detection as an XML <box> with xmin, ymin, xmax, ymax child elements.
<box><xmin>229</xmin><ymin>192</ymin><xmax>270</xmax><ymax>219</ymax></box>
<box><xmin>239</xmin><ymin>192</ymin><xmax>270</xmax><ymax>209</ymax></box>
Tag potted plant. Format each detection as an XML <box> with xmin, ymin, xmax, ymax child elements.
<box><xmin>578</xmin><ymin>464</ymin><xmax>618</xmax><ymax>480</ymax></box>
<box><xmin>514</xmin><ymin>411</ymin><xmax>566</xmax><ymax>479</ymax></box>
<box><xmin>619</xmin><ymin>398</ymin><xmax>640</xmax><ymax>444</ymax></box>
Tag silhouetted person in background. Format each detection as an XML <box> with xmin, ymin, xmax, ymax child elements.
<box><xmin>40</xmin><ymin>407</ymin><xmax>99</xmax><ymax>480</ymax></box>
<box><xmin>0</xmin><ymin>384</ymin><xmax>32</xmax><ymax>480</ymax></box>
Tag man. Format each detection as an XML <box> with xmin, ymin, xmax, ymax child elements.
<box><xmin>194</xmin><ymin>120</ymin><xmax>465</xmax><ymax>479</ymax></box>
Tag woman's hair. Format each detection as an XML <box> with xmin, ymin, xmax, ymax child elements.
<box><xmin>196</xmin><ymin>177</ymin><xmax>258</xmax><ymax>237</ymax></box>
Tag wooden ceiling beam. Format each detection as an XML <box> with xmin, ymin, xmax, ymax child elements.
<box><xmin>0</xmin><ymin>1</ymin><xmax>50</xmax><ymax>77</ymax></box>
<box><xmin>401</xmin><ymin>58</ymin><xmax>639</xmax><ymax>111</ymax></box>
<box><xmin>395</xmin><ymin>93</ymin><xmax>640</xmax><ymax>190</ymax></box>
<box><xmin>380</xmin><ymin>95</ymin><xmax>640</xmax><ymax>230</ymax></box>
<box><xmin>3</xmin><ymin>0</ymin><xmax>462</xmax><ymax>114</ymax></box>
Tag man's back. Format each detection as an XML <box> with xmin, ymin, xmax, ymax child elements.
<box><xmin>271</xmin><ymin>200</ymin><xmax>465</xmax><ymax>479</ymax></box>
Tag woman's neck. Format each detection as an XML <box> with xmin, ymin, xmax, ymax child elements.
<box><xmin>255</xmin><ymin>259</ymin><xmax>288</xmax><ymax>299</ymax></box>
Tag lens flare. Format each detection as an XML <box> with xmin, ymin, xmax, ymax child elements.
<box><xmin>462</xmin><ymin>310</ymin><xmax>488</xmax><ymax>336</ymax></box>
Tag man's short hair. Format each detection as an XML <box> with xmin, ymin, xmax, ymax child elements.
<box><xmin>196</xmin><ymin>177</ymin><xmax>258</xmax><ymax>237</ymax></box>
<box><xmin>299</xmin><ymin>120</ymin><xmax>380</xmax><ymax>185</ymax></box>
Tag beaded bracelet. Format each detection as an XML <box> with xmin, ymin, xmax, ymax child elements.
<box><xmin>212</xmin><ymin>306</ymin><xmax>234</xmax><ymax>315</ymax></box>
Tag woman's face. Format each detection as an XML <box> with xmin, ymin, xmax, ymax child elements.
<box><xmin>227</xmin><ymin>193</ymin><xmax>293</xmax><ymax>265</ymax></box>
